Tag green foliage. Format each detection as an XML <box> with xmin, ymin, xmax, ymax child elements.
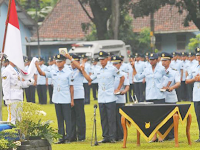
<box><xmin>17</xmin><ymin>0</ymin><xmax>58</xmax><ymax>22</ymax></box>
<box><xmin>187</xmin><ymin>34</ymin><xmax>200</xmax><ymax>52</ymax></box>
<box><xmin>0</xmin><ymin>128</ymin><xmax>20</xmax><ymax>149</ymax></box>
<box><xmin>15</xmin><ymin>102</ymin><xmax>60</xmax><ymax>143</ymax></box>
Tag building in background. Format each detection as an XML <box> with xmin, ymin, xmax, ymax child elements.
<box><xmin>0</xmin><ymin>0</ymin><xmax>36</xmax><ymax>56</ymax></box>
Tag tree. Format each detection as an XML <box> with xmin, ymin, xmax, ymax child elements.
<box><xmin>187</xmin><ymin>34</ymin><xmax>200</xmax><ymax>51</ymax></box>
<box><xmin>131</xmin><ymin>0</ymin><xmax>200</xmax><ymax>30</ymax></box>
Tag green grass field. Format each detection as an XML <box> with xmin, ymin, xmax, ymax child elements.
<box><xmin>2</xmin><ymin>91</ymin><xmax>200</xmax><ymax>150</ymax></box>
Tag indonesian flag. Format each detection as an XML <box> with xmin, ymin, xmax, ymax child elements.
<box><xmin>4</xmin><ymin>0</ymin><xmax>25</xmax><ymax>72</ymax></box>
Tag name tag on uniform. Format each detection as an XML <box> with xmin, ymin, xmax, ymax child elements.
<box><xmin>53</xmin><ymin>74</ymin><xmax>57</xmax><ymax>76</ymax></box>
<box><xmin>97</xmin><ymin>73</ymin><xmax>100</xmax><ymax>75</ymax></box>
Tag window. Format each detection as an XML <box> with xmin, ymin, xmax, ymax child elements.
<box><xmin>155</xmin><ymin>35</ymin><xmax>162</xmax><ymax>51</ymax></box>
<box><xmin>177</xmin><ymin>34</ymin><xmax>186</xmax><ymax>51</ymax></box>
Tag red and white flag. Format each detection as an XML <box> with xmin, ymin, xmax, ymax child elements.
<box><xmin>4</xmin><ymin>0</ymin><xmax>25</xmax><ymax>72</ymax></box>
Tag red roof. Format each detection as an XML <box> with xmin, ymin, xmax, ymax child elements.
<box><xmin>33</xmin><ymin>0</ymin><xmax>92</xmax><ymax>41</ymax></box>
<box><xmin>33</xmin><ymin>1</ymin><xmax>198</xmax><ymax>41</ymax></box>
<box><xmin>132</xmin><ymin>5</ymin><xmax>198</xmax><ymax>33</ymax></box>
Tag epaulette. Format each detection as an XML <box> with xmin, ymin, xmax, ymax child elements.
<box><xmin>171</xmin><ymin>68</ymin><xmax>177</xmax><ymax>71</ymax></box>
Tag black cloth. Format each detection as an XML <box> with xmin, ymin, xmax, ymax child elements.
<box><xmin>37</xmin><ymin>85</ymin><xmax>47</xmax><ymax>104</ymax></box>
<box><xmin>120</xmin><ymin>104</ymin><xmax>191</xmax><ymax>141</ymax></box>
<box><xmin>48</xmin><ymin>85</ymin><xmax>53</xmax><ymax>104</ymax></box>
<box><xmin>71</xmin><ymin>99</ymin><xmax>86</xmax><ymax>141</ymax></box>
<box><xmin>91</xmin><ymin>83</ymin><xmax>98</xmax><ymax>100</ymax></box>
<box><xmin>99</xmin><ymin>101</ymin><xmax>116</xmax><ymax>141</ymax></box>
<box><xmin>134</xmin><ymin>82</ymin><xmax>145</xmax><ymax>102</ymax></box>
<box><xmin>83</xmin><ymin>83</ymin><xmax>90</xmax><ymax>104</ymax></box>
<box><xmin>55</xmin><ymin>104</ymin><xmax>71</xmax><ymax>141</ymax></box>
<box><xmin>25</xmin><ymin>85</ymin><xmax>36</xmax><ymax>103</ymax></box>
<box><xmin>176</xmin><ymin>87</ymin><xmax>182</xmax><ymax>102</ymax></box>
<box><xmin>194</xmin><ymin>102</ymin><xmax>200</xmax><ymax>130</ymax></box>
<box><xmin>116</xmin><ymin>103</ymin><xmax>125</xmax><ymax>140</ymax></box>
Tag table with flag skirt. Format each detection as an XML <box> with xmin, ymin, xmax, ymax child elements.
<box><xmin>119</xmin><ymin>104</ymin><xmax>192</xmax><ymax>148</ymax></box>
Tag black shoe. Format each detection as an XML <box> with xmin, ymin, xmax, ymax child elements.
<box><xmin>98</xmin><ymin>139</ymin><xmax>110</xmax><ymax>143</ymax></box>
<box><xmin>70</xmin><ymin>139</ymin><xmax>77</xmax><ymax>142</ymax></box>
<box><xmin>110</xmin><ymin>139</ymin><xmax>116</xmax><ymax>143</ymax></box>
<box><xmin>195</xmin><ymin>138</ymin><xmax>200</xmax><ymax>142</ymax></box>
<box><xmin>78</xmin><ymin>139</ymin><xmax>85</xmax><ymax>142</ymax></box>
<box><xmin>55</xmin><ymin>140</ymin><xmax>65</xmax><ymax>144</ymax></box>
<box><xmin>149</xmin><ymin>138</ymin><xmax>158</xmax><ymax>143</ymax></box>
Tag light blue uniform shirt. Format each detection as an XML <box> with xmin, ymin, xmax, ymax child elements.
<box><xmin>83</xmin><ymin>62</ymin><xmax>91</xmax><ymax>83</ymax></box>
<box><xmin>70</xmin><ymin>67</ymin><xmax>84</xmax><ymax>99</ymax></box>
<box><xmin>170</xmin><ymin>60</ymin><xmax>183</xmax><ymax>75</ymax></box>
<box><xmin>181</xmin><ymin>61</ymin><xmax>187</xmax><ymax>81</ymax></box>
<box><xmin>186</xmin><ymin>64</ymin><xmax>200</xmax><ymax>102</ymax></box>
<box><xmin>120</xmin><ymin>63</ymin><xmax>129</xmax><ymax>73</ymax></box>
<box><xmin>45</xmin><ymin>68</ymin><xmax>73</xmax><ymax>104</ymax></box>
<box><xmin>135</xmin><ymin>64</ymin><xmax>169</xmax><ymax>100</ymax></box>
<box><xmin>115</xmin><ymin>71</ymin><xmax>129</xmax><ymax>104</ymax></box>
<box><xmin>91</xmin><ymin>65</ymin><xmax>101</xmax><ymax>83</ymax></box>
<box><xmin>36</xmin><ymin>64</ymin><xmax>48</xmax><ymax>85</ymax></box>
<box><xmin>134</xmin><ymin>61</ymin><xmax>145</xmax><ymax>82</ymax></box>
<box><xmin>90</xmin><ymin>64</ymin><xmax>122</xmax><ymax>103</ymax></box>
<box><xmin>162</xmin><ymin>67</ymin><xmax>180</xmax><ymax>103</ymax></box>
<box><xmin>127</xmin><ymin>63</ymin><xmax>133</xmax><ymax>84</ymax></box>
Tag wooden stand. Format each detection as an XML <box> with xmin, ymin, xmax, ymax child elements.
<box><xmin>121</xmin><ymin>113</ymin><xmax>192</xmax><ymax>148</ymax></box>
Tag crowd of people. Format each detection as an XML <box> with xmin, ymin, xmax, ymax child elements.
<box><xmin>2</xmin><ymin>47</ymin><xmax>200</xmax><ymax>144</ymax></box>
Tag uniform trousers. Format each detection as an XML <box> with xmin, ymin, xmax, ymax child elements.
<box><xmin>25</xmin><ymin>85</ymin><xmax>35</xmax><ymax>103</ymax></box>
<box><xmin>186</xmin><ymin>83</ymin><xmax>193</xmax><ymax>102</ymax></box>
<box><xmin>99</xmin><ymin>101</ymin><xmax>116</xmax><ymax>141</ymax></box>
<box><xmin>91</xmin><ymin>83</ymin><xmax>98</xmax><ymax>100</ymax></box>
<box><xmin>180</xmin><ymin>81</ymin><xmax>187</xmax><ymax>101</ymax></box>
<box><xmin>116</xmin><ymin>103</ymin><xmax>125</xmax><ymax>140</ymax></box>
<box><xmin>55</xmin><ymin>104</ymin><xmax>71</xmax><ymax>141</ymax></box>
<box><xmin>127</xmin><ymin>84</ymin><xmax>134</xmax><ymax>102</ymax></box>
<box><xmin>194</xmin><ymin>102</ymin><xmax>200</xmax><ymax>131</ymax></box>
<box><xmin>5</xmin><ymin>99</ymin><xmax>22</xmax><ymax>125</ymax></box>
<box><xmin>48</xmin><ymin>85</ymin><xmax>53</xmax><ymax>104</ymax></box>
<box><xmin>83</xmin><ymin>83</ymin><xmax>90</xmax><ymax>104</ymax></box>
<box><xmin>71</xmin><ymin>99</ymin><xmax>86</xmax><ymax>141</ymax></box>
<box><xmin>134</xmin><ymin>82</ymin><xmax>145</xmax><ymax>102</ymax></box>
<box><xmin>176</xmin><ymin>87</ymin><xmax>182</xmax><ymax>102</ymax></box>
<box><xmin>37</xmin><ymin>85</ymin><xmax>47</xmax><ymax>104</ymax></box>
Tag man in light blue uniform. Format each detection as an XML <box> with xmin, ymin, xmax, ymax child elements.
<box><xmin>133</xmin><ymin>53</ymin><xmax>146</xmax><ymax>102</ymax></box>
<box><xmin>36</xmin><ymin>57</ymin><xmax>48</xmax><ymax>104</ymax></box>
<box><xmin>69</xmin><ymin>54</ymin><xmax>86</xmax><ymax>142</ymax></box>
<box><xmin>132</xmin><ymin>53</ymin><xmax>171</xmax><ymax>103</ymax></box>
<box><xmin>35</xmin><ymin>54</ymin><xmax>74</xmax><ymax>144</ymax></box>
<box><xmin>82</xmin><ymin>54</ymin><xmax>91</xmax><ymax>104</ymax></box>
<box><xmin>180</xmin><ymin>52</ymin><xmax>188</xmax><ymax>101</ymax></box>
<box><xmin>90</xmin><ymin>58</ymin><xmax>100</xmax><ymax>100</ymax></box>
<box><xmin>161</xmin><ymin>52</ymin><xmax>181</xmax><ymax>141</ymax></box>
<box><xmin>186</xmin><ymin>47</ymin><xmax>200</xmax><ymax>142</ymax></box>
<box><xmin>127</xmin><ymin>55</ymin><xmax>134</xmax><ymax>102</ymax></box>
<box><xmin>81</xmin><ymin>51</ymin><xmax>125</xmax><ymax>143</ymax></box>
<box><xmin>47</xmin><ymin>56</ymin><xmax>55</xmax><ymax>104</ymax></box>
<box><xmin>111</xmin><ymin>55</ymin><xmax>129</xmax><ymax>141</ymax></box>
<box><xmin>170</xmin><ymin>52</ymin><xmax>183</xmax><ymax>101</ymax></box>
<box><xmin>186</xmin><ymin>52</ymin><xmax>195</xmax><ymax>101</ymax></box>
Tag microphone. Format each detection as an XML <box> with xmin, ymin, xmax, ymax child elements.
<box><xmin>94</xmin><ymin>104</ymin><xmax>97</xmax><ymax>115</ymax></box>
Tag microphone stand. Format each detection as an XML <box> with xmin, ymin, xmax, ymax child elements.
<box><xmin>91</xmin><ymin>107</ymin><xmax>98</xmax><ymax>146</ymax></box>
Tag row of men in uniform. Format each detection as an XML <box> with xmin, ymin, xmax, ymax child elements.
<box><xmin>2</xmin><ymin>48</ymin><xmax>200</xmax><ymax>144</ymax></box>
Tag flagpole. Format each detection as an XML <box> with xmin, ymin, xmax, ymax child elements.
<box><xmin>0</xmin><ymin>0</ymin><xmax>12</xmax><ymax>121</ymax></box>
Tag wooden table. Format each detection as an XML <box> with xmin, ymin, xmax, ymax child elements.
<box><xmin>120</xmin><ymin>104</ymin><xmax>192</xmax><ymax>148</ymax></box>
